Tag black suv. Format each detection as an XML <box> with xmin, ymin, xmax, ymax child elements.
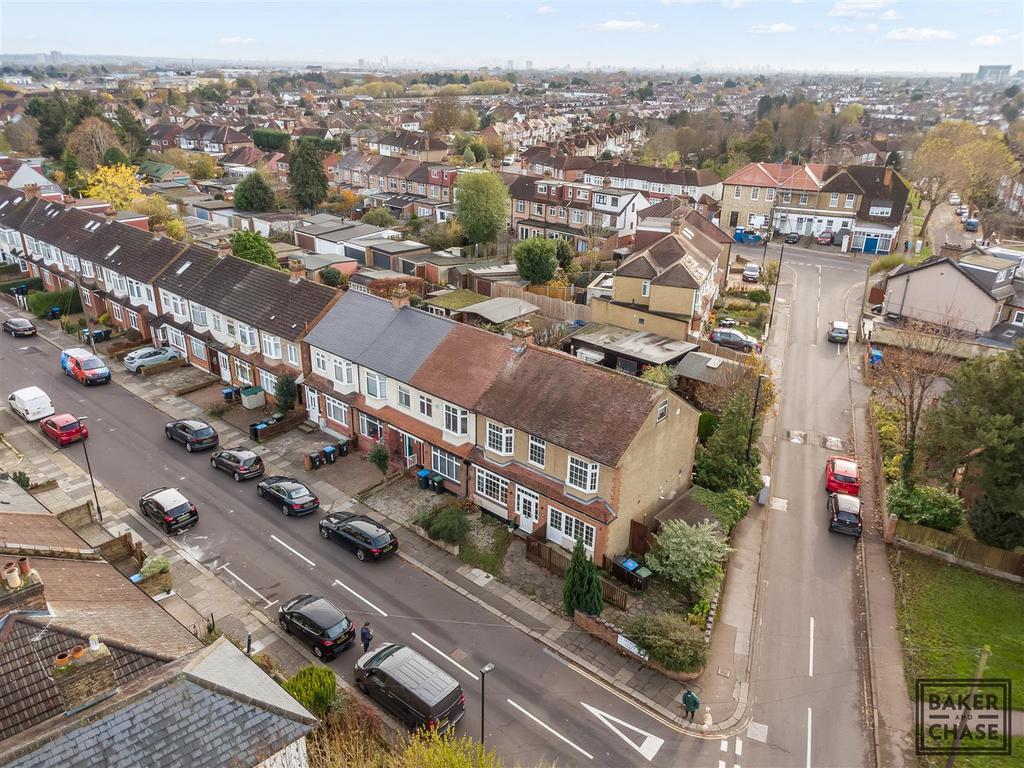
<box><xmin>319</xmin><ymin>513</ymin><xmax>398</xmax><ymax>561</ymax></box>
<box><xmin>139</xmin><ymin>487</ymin><xmax>198</xmax><ymax>534</ymax></box>
<box><xmin>257</xmin><ymin>475</ymin><xmax>319</xmax><ymax>516</ymax></box>
<box><xmin>165</xmin><ymin>418</ymin><xmax>219</xmax><ymax>452</ymax></box>
<box><xmin>210</xmin><ymin>447</ymin><xmax>265</xmax><ymax>481</ymax></box>
<box><xmin>278</xmin><ymin>594</ymin><xmax>355</xmax><ymax>660</ymax></box>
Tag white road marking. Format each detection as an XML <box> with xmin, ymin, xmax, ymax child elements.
<box><xmin>271</xmin><ymin>534</ymin><xmax>316</xmax><ymax>567</ymax></box>
<box><xmin>333</xmin><ymin>579</ymin><xmax>387</xmax><ymax>616</ymax></box>
<box><xmin>410</xmin><ymin>631</ymin><xmax>478</xmax><ymax>681</ymax></box>
<box><xmin>809</xmin><ymin>617</ymin><xmax>815</xmax><ymax>677</ymax></box>
<box><xmin>736</xmin><ymin>737</ymin><xmax>743</xmax><ymax>756</ymax></box>
<box><xmin>507</xmin><ymin>699</ymin><xmax>593</xmax><ymax>760</ymax></box>
<box><xmin>806</xmin><ymin>707</ymin><xmax>813</xmax><ymax>768</ymax></box>
<box><xmin>719</xmin><ymin>762</ymin><xmax>726</xmax><ymax>768</ymax></box>
<box><xmin>581</xmin><ymin>702</ymin><xmax>663</xmax><ymax>761</ymax></box>
<box><xmin>721</xmin><ymin>739</ymin><xmax>728</xmax><ymax>752</ymax></box>
<box><xmin>219</xmin><ymin>564</ymin><xmax>275</xmax><ymax>608</ymax></box>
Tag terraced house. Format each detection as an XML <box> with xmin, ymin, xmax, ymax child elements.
<box><xmin>302</xmin><ymin>288</ymin><xmax>699</xmax><ymax>562</ymax></box>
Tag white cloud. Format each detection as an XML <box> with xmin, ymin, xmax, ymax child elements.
<box><xmin>880</xmin><ymin>9</ymin><xmax>901</xmax><ymax>19</ymax></box>
<box><xmin>590</xmin><ymin>19</ymin><xmax>662</xmax><ymax>32</ymax></box>
<box><xmin>973</xmin><ymin>33</ymin><xmax>1003</xmax><ymax>47</ymax></box>
<box><xmin>830</xmin><ymin>23</ymin><xmax>878</xmax><ymax>33</ymax></box>
<box><xmin>218</xmin><ymin>36</ymin><xmax>255</xmax><ymax>45</ymax></box>
<box><xmin>537</xmin><ymin>5</ymin><xmax>553</xmax><ymax>13</ymax></box>
<box><xmin>829</xmin><ymin>0</ymin><xmax>893</xmax><ymax>17</ymax></box>
<box><xmin>751</xmin><ymin>22</ymin><xmax>797</xmax><ymax>34</ymax></box>
<box><xmin>886</xmin><ymin>27</ymin><xmax>955</xmax><ymax>41</ymax></box>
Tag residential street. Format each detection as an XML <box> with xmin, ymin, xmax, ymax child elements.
<box><xmin>926</xmin><ymin>198</ymin><xmax>977</xmax><ymax>250</ymax></box>
<box><xmin>1</xmin><ymin>325</ymin><xmax>716</xmax><ymax>768</ymax></box>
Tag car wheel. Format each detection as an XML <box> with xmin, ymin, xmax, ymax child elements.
<box><xmin>278</xmin><ymin>616</ymin><xmax>290</xmax><ymax>633</ymax></box>
<box><xmin>313</xmin><ymin>645</ymin><xmax>325</xmax><ymax>659</ymax></box>
<box><xmin>185</xmin><ymin>442</ymin><xmax>194</xmax><ymax>453</ymax></box>
<box><xmin>356</xmin><ymin>679</ymin><xmax>367</xmax><ymax>693</ymax></box>
<box><xmin>320</xmin><ymin>526</ymin><xmax>329</xmax><ymax>539</ymax></box>
<box><xmin>743</xmin><ymin>345</ymin><xmax>753</xmax><ymax>353</ymax></box>
<box><xmin>232</xmin><ymin>471</ymin><xmax>241</xmax><ymax>482</ymax></box>
<box><xmin>210</xmin><ymin>458</ymin><xmax>217</xmax><ymax>468</ymax></box>
<box><xmin>136</xmin><ymin>366</ymin><xmax>146</xmax><ymax>374</ymax></box>
<box><xmin>281</xmin><ymin>504</ymin><xmax>291</xmax><ymax>517</ymax></box>
<box><xmin>165</xmin><ymin>429</ymin><xmax>173</xmax><ymax>440</ymax></box>
<box><xmin>256</xmin><ymin>486</ymin><xmax>264</xmax><ymax>497</ymax></box>
<box><xmin>356</xmin><ymin>548</ymin><xmax>367</xmax><ymax>562</ymax></box>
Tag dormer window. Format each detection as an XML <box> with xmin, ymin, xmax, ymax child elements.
<box><xmin>537</xmin><ymin>183</ymin><xmax>547</xmax><ymax>194</ymax></box>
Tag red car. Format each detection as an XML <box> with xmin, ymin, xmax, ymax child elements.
<box><xmin>825</xmin><ymin>456</ymin><xmax>861</xmax><ymax>496</ymax></box>
<box><xmin>40</xmin><ymin>413</ymin><xmax>89</xmax><ymax>446</ymax></box>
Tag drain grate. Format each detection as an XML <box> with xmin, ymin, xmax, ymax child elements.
<box><xmin>787</xmin><ymin>430</ymin><xmax>807</xmax><ymax>444</ymax></box>
<box><xmin>824</xmin><ymin>436</ymin><xmax>845</xmax><ymax>451</ymax></box>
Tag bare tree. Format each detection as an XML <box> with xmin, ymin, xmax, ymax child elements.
<box><xmin>425</xmin><ymin>93</ymin><xmax>460</xmax><ymax>134</ymax></box>
<box><xmin>67</xmin><ymin>116</ymin><xmax>123</xmax><ymax>169</ymax></box>
<box><xmin>4</xmin><ymin>116</ymin><xmax>40</xmax><ymax>153</ymax></box>
<box><xmin>694</xmin><ymin>355</ymin><xmax>775</xmax><ymax>418</ymax></box>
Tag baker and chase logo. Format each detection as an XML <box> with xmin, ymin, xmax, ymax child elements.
<box><xmin>915</xmin><ymin>679</ymin><xmax>1012</xmax><ymax>756</ymax></box>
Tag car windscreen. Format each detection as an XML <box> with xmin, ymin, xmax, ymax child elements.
<box><xmin>325</xmin><ymin>617</ymin><xmax>351</xmax><ymax>640</ymax></box>
<box><xmin>364</xmin><ymin>645</ymin><xmax>402</xmax><ymax>669</ymax></box>
<box><xmin>193</xmin><ymin>427</ymin><xmax>216</xmax><ymax>438</ymax></box>
<box><xmin>80</xmin><ymin>358</ymin><xmax>106</xmax><ymax>370</ymax></box>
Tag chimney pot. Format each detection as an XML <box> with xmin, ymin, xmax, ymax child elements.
<box><xmin>510</xmin><ymin>319</ymin><xmax>534</xmax><ymax>352</ymax></box>
<box><xmin>390</xmin><ymin>282</ymin><xmax>411</xmax><ymax>309</ymax></box>
<box><xmin>54</xmin><ymin>640</ymin><xmax>116</xmax><ymax>713</ymax></box>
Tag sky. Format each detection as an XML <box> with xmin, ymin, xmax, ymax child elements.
<box><xmin>1</xmin><ymin>0</ymin><xmax>1022</xmax><ymax>74</ymax></box>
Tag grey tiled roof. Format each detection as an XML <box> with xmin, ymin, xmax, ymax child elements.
<box><xmin>302</xmin><ymin>290</ymin><xmax>400</xmax><ymax>360</ymax></box>
<box><xmin>357</xmin><ymin>305</ymin><xmax>453</xmax><ymax>381</ymax></box>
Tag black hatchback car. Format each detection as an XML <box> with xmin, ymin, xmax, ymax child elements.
<box><xmin>319</xmin><ymin>512</ymin><xmax>398</xmax><ymax>561</ymax></box>
<box><xmin>2</xmin><ymin>318</ymin><xmax>37</xmax><ymax>337</ymax></box>
<box><xmin>827</xmin><ymin>493</ymin><xmax>863</xmax><ymax>537</ymax></box>
<box><xmin>279</xmin><ymin>594</ymin><xmax>355</xmax><ymax>660</ymax></box>
<box><xmin>210</xmin><ymin>447</ymin><xmax>265</xmax><ymax>481</ymax></box>
<box><xmin>257</xmin><ymin>475</ymin><xmax>319</xmax><ymax>516</ymax></box>
<box><xmin>139</xmin><ymin>487</ymin><xmax>199</xmax><ymax>534</ymax></box>
<box><xmin>784</xmin><ymin>231</ymin><xmax>801</xmax><ymax>244</ymax></box>
<box><xmin>165</xmin><ymin>418</ymin><xmax>219</xmax><ymax>452</ymax></box>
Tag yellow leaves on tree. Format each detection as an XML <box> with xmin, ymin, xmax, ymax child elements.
<box><xmin>82</xmin><ymin>164</ymin><xmax>142</xmax><ymax>211</ymax></box>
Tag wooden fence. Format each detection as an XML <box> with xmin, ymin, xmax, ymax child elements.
<box><xmin>525</xmin><ymin>538</ymin><xmax>631</xmax><ymax>610</ymax></box>
<box><xmin>893</xmin><ymin>519</ymin><xmax>1024</xmax><ymax>579</ymax></box>
<box><xmin>494</xmin><ymin>282</ymin><xmax>591</xmax><ymax>324</ymax></box>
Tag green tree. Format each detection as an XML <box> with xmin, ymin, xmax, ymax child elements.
<box><xmin>693</xmin><ymin>392</ymin><xmax>760</xmax><ymax>494</ymax></box>
<box><xmin>361</xmin><ymin>206</ymin><xmax>398</xmax><ymax>227</ymax></box>
<box><xmin>454</xmin><ymin>171</ymin><xmax>508</xmax><ymax>244</ymax></box>
<box><xmin>188</xmin><ymin>152</ymin><xmax>218</xmax><ymax>180</ymax></box>
<box><xmin>562</xmin><ymin>539</ymin><xmax>603</xmax><ymax>617</ymax></box>
<box><xmin>229</xmin><ymin>230</ymin><xmax>280</xmax><ymax>270</ymax></box>
<box><xmin>288</xmin><ymin>139</ymin><xmax>328</xmax><ymax>210</ymax></box>
<box><xmin>115</xmin><ymin>105</ymin><xmax>149</xmax><ymax>161</ymax></box>
<box><xmin>252</xmin><ymin>128</ymin><xmax>291</xmax><ymax>152</ymax></box>
<box><xmin>27</xmin><ymin>93</ymin><xmax>69</xmax><ymax>157</ymax></box>
<box><xmin>462</xmin><ymin>144</ymin><xmax>476</xmax><ymax>165</ymax></box>
<box><xmin>646</xmin><ymin>519</ymin><xmax>731</xmax><ymax>599</ymax></box>
<box><xmin>4</xmin><ymin>115</ymin><xmax>39</xmax><ymax>153</ymax></box>
<box><xmin>233</xmin><ymin>172</ymin><xmax>276</xmax><ymax>212</ymax></box>
<box><xmin>624</xmin><ymin>612</ymin><xmax>707</xmax><ymax>673</ymax></box>
<box><xmin>101</xmin><ymin>145</ymin><xmax>129</xmax><ymax>166</ymax></box>
<box><xmin>641</xmin><ymin>364</ymin><xmax>677</xmax><ymax>389</ymax></box>
<box><xmin>368</xmin><ymin>442</ymin><xmax>389</xmax><ymax>476</ymax></box>
<box><xmin>61</xmin><ymin>149</ymin><xmax>83</xmax><ymax>194</ymax></box>
<box><xmin>886</xmin><ymin>483</ymin><xmax>963</xmax><ymax>533</ymax></box>
<box><xmin>512</xmin><ymin>237</ymin><xmax>558</xmax><ymax>285</ymax></box>
<box><xmin>274</xmin><ymin>373</ymin><xmax>297</xmax><ymax>411</ymax></box>
<box><xmin>554</xmin><ymin>239</ymin><xmax>575</xmax><ymax>271</ymax></box>
<box><xmin>318</xmin><ymin>266</ymin><xmax>343</xmax><ymax>287</ymax></box>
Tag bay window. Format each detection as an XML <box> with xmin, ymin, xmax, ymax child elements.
<box><xmin>365</xmin><ymin>371</ymin><xmax>387</xmax><ymax>399</ymax></box>
<box><xmin>324</xmin><ymin>395</ymin><xmax>348</xmax><ymax>425</ymax></box>
<box><xmin>567</xmin><ymin>455</ymin><xmax>599</xmax><ymax>493</ymax></box>
<box><xmin>486</xmin><ymin>423</ymin><xmax>514</xmax><ymax>455</ymax></box>
<box><xmin>444</xmin><ymin>404</ymin><xmax>468</xmax><ymax>435</ymax></box>
<box><xmin>431</xmin><ymin>446</ymin><xmax>460</xmax><ymax>483</ymax></box>
<box><xmin>359</xmin><ymin>412</ymin><xmax>383</xmax><ymax>441</ymax></box>
<box><xmin>475</xmin><ymin>467</ymin><xmax>509</xmax><ymax>506</ymax></box>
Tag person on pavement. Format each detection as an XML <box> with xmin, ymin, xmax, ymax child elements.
<box><xmin>360</xmin><ymin>621</ymin><xmax>373</xmax><ymax>652</ymax></box>
<box><xmin>682</xmin><ymin>689</ymin><xmax>700</xmax><ymax>722</ymax></box>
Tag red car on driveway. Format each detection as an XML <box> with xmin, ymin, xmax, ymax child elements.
<box><xmin>40</xmin><ymin>413</ymin><xmax>89</xmax><ymax>446</ymax></box>
<box><xmin>825</xmin><ymin>456</ymin><xmax>861</xmax><ymax>496</ymax></box>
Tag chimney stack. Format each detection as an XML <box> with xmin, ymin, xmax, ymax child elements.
<box><xmin>288</xmin><ymin>257</ymin><xmax>305</xmax><ymax>283</ymax></box>
<box><xmin>54</xmin><ymin>635</ymin><xmax>116</xmax><ymax>713</ymax></box>
<box><xmin>0</xmin><ymin>562</ymin><xmax>44</xmax><ymax>615</ymax></box>
<box><xmin>671</xmin><ymin>208</ymin><xmax>684</xmax><ymax>235</ymax></box>
<box><xmin>672</xmin><ymin>161</ymin><xmax>681</xmax><ymax>172</ymax></box>
<box><xmin>602</xmin><ymin>175</ymin><xmax>612</xmax><ymax>189</ymax></box>
<box><xmin>883</xmin><ymin>167</ymin><xmax>892</xmax><ymax>188</ymax></box>
<box><xmin>510</xmin><ymin>319</ymin><xmax>534</xmax><ymax>352</ymax></box>
<box><xmin>390</xmin><ymin>282</ymin><xmax>411</xmax><ymax>309</ymax></box>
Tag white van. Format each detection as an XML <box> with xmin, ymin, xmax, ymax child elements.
<box><xmin>8</xmin><ymin>386</ymin><xmax>55</xmax><ymax>422</ymax></box>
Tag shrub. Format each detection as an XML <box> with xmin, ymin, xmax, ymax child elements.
<box><xmin>399</xmin><ymin>729</ymin><xmax>504</xmax><ymax>767</ymax></box>
<box><xmin>139</xmin><ymin>555</ymin><xmax>170</xmax><ymax>578</ymax></box>
<box><xmin>319</xmin><ymin>266</ymin><xmax>343</xmax><ymax>287</ymax></box>
<box><xmin>646</xmin><ymin>520</ymin><xmax>731</xmax><ymax>600</ymax></box>
<box><xmin>426</xmin><ymin>504</ymin><xmax>470</xmax><ymax>544</ymax></box>
<box><xmin>697</xmin><ymin>412</ymin><xmax>719</xmax><ymax>444</ymax></box>
<box><xmin>887</xmin><ymin>483</ymin><xmax>963</xmax><ymax>533</ymax></box>
<box><xmin>746</xmin><ymin>288</ymin><xmax>771</xmax><ymax>304</ymax></box>
<box><xmin>690</xmin><ymin>486</ymin><xmax>749</xmax><ymax>534</ymax></box>
<box><xmin>368</xmin><ymin>442</ymin><xmax>389</xmax><ymax>476</ymax></box>
<box><xmin>748</xmin><ymin>306</ymin><xmax>769</xmax><ymax>330</ymax></box>
<box><xmin>563</xmin><ymin>538</ymin><xmax>603</xmax><ymax>616</ymax></box>
<box><xmin>10</xmin><ymin>471</ymin><xmax>30</xmax><ymax>490</ymax></box>
<box><xmin>97</xmin><ymin>312</ymin><xmax>110</xmax><ymax>326</ymax></box>
<box><xmin>27</xmin><ymin>289</ymin><xmax>81</xmax><ymax>318</ymax></box>
<box><xmin>282</xmin><ymin>665</ymin><xmax>337</xmax><ymax>717</ymax></box>
<box><xmin>274</xmin><ymin>374</ymin><xmax>297</xmax><ymax>412</ymax></box>
<box><xmin>624</xmin><ymin>612</ymin><xmax>707</xmax><ymax>673</ymax></box>
<box><xmin>687</xmin><ymin>598</ymin><xmax>710</xmax><ymax>626</ymax></box>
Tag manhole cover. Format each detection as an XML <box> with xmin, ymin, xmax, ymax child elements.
<box><xmin>717</xmin><ymin>667</ymin><xmax>732</xmax><ymax>678</ymax></box>
<box><xmin>450</xmin><ymin>648</ymin><xmax>467</xmax><ymax>662</ymax></box>
<box><xmin>787</xmin><ymin>430</ymin><xmax>806</xmax><ymax>444</ymax></box>
<box><xmin>747</xmin><ymin>721</ymin><xmax>769</xmax><ymax>743</ymax></box>
<box><xmin>824</xmin><ymin>436</ymin><xmax>845</xmax><ymax>451</ymax></box>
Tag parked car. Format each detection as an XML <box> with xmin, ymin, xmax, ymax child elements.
<box><xmin>964</xmin><ymin>218</ymin><xmax>979</xmax><ymax>233</ymax></box>
<box><xmin>784</xmin><ymin>232</ymin><xmax>801</xmax><ymax>244</ymax></box>
<box><xmin>210</xmin><ymin>447</ymin><xmax>264</xmax><ymax>481</ymax></box>
<box><xmin>355</xmin><ymin>643</ymin><xmax>466</xmax><ymax>733</ymax></box>
<box><xmin>709</xmin><ymin>328</ymin><xmax>758</xmax><ymax>353</ymax></box>
<box><xmin>948</xmin><ymin>193</ymin><xmax>961</xmax><ymax>205</ymax></box>
<box><xmin>741</xmin><ymin>263</ymin><xmax>762</xmax><ymax>282</ymax></box>
<box><xmin>825</xmin><ymin>456</ymin><xmax>861</xmax><ymax>496</ymax></box>
<box><xmin>278</xmin><ymin>594</ymin><xmax>355</xmax><ymax>660</ymax></box>
<box><xmin>2</xmin><ymin>317</ymin><xmax>36</xmax><ymax>337</ymax></box>
<box><xmin>139</xmin><ymin>487</ymin><xmax>198</xmax><ymax>534</ymax></box>
<box><xmin>40</xmin><ymin>413</ymin><xmax>88</xmax><ymax>446</ymax></box>
<box><xmin>718</xmin><ymin>317</ymin><xmax>738</xmax><ymax>328</ymax></box>
<box><xmin>7</xmin><ymin>386</ymin><xmax>54</xmax><ymax>422</ymax></box>
<box><xmin>319</xmin><ymin>513</ymin><xmax>398</xmax><ymax>561</ymax></box>
<box><xmin>257</xmin><ymin>475</ymin><xmax>319</xmax><ymax>516</ymax></box>
<box><xmin>123</xmin><ymin>346</ymin><xmax>183</xmax><ymax>373</ymax></box>
<box><xmin>955</xmin><ymin>205</ymin><xmax>969</xmax><ymax>217</ymax></box>
<box><xmin>815</xmin><ymin>230</ymin><xmax>835</xmax><ymax>245</ymax></box>
<box><xmin>165</xmin><ymin>418</ymin><xmax>219</xmax><ymax>452</ymax></box>
<box><xmin>827</xmin><ymin>493</ymin><xmax>863</xmax><ymax>537</ymax></box>
<box><xmin>827</xmin><ymin>320</ymin><xmax>850</xmax><ymax>343</ymax></box>
<box><xmin>60</xmin><ymin>348</ymin><xmax>111</xmax><ymax>385</ymax></box>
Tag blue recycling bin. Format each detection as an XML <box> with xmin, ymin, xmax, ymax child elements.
<box><xmin>323</xmin><ymin>445</ymin><xmax>337</xmax><ymax>464</ymax></box>
<box><xmin>417</xmin><ymin>468</ymin><xmax>431</xmax><ymax>490</ymax></box>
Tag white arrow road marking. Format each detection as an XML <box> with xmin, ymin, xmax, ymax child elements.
<box><xmin>581</xmin><ymin>702</ymin><xmax>664</xmax><ymax>762</ymax></box>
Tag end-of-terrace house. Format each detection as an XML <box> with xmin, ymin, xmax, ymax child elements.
<box><xmin>0</xmin><ymin>157</ymin><xmax>63</xmax><ymax>201</ymax></box>
<box><xmin>300</xmin><ymin>289</ymin><xmax>700</xmax><ymax>563</ymax></box>
<box><xmin>636</xmin><ymin>198</ymin><xmax>734</xmax><ymax>288</ymax></box>
<box><xmin>176</xmin><ymin>123</ymin><xmax>253</xmax><ymax>157</ymax></box>
<box><xmin>840</xmin><ymin>165</ymin><xmax>909</xmax><ymax>256</ymax></box>
<box><xmin>154</xmin><ymin>251</ymin><xmax>338</xmax><ymax>398</ymax></box>
<box><xmin>369</xmin><ymin>129</ymin><xmax>449</xmax><ymax>162</ymax></box>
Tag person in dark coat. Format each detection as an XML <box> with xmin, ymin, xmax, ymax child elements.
<box><xmin>682</xmin><ymin>689</ymin><xmax>700</xmax><ymax>722</ymax></box>
<box><xmin>360</xmin><ymin>621</ymin><xmax>373</xmax><ymax>652</ymax></box>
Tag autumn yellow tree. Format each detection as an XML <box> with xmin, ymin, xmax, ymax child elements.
<box><xmin>164</xmin><ymin>218</ymin><xmax>187</xmax><ymax>241</ymax></box>
<box><xmin>82</xmin><ymin>164</ymin><xmax>142</xmax><ymax>210</ymax></box>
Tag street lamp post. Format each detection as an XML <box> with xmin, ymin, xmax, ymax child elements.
<box><xmin>76</xmin><ymin>416</ymin><xmax>102</xmax><ymax>522</ymax></box>
<box><xmin>480</xmin><ymin>662</ymin><xmax>495</xmax><ymax>745</ymax></box>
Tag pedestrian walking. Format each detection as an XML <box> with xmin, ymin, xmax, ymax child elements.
<box><xmin>903</xmin><ymin>240</ymin><xmax>909</xmax><ymax>254</ymax></box>
<box><xmin>682</xmin><ymin>689</ymin><xmax>700</xmax><ymax>722</ymax></box>
<box><xmin>360</xmin><ymin>621</ymin><xmax>373</xmax><ymax>653</ymax></box>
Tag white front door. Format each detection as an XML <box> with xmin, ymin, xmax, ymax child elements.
<box><xmin>516</xmin><ymin>487</ymin><xmax>539</xmax><ymax>534</ymax></box>
<box><xmin>217</xmin><ymin>352</ymin><xmax>231</xmax><ymax>383</ymax></box>
<box><xmin>403</xmin><ymin>433</ymin><xmax>418</xmax><ymax>469</ymax></box>
<box><xmin>305</xmin><ymin>387</ymin><xmax>320</xmax><ymax>423</ymax></box>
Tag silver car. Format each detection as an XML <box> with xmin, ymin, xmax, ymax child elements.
<box><xmin>123</xmin><ymin>346</ymin><xmax>183</xmax><ymax>373</ymax></box>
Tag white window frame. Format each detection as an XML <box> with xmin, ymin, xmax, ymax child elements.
<box><xmin>549</xmin><ymin>508</ymin><xmax>595</xmax><ymax>552</ymax></box>
<box><xmin>566</xmin><ymin>455</ymin><xmax>599</xmax><ymax>494</ymax></box>
<box><xmin>258</xmin><ymin>368</ymin><xmax>277</xmax><ymax>393</ymax></box>
<box><xmin>237</xmin><ymin>323</ymin><xmax>258</xmax><ymax>347</ymax></box>
<box><xmin>657</xmin><ymin>399</ymin><xmax>669</xmax><ymax>422</ymax></box>
<box><xmin>167</xmin><ymin>327</ymin><xmax>185</xmax><ymax>350</ymax></box>
<box><xmin>364</xmin><ymin>371</ymin><xmax>387</xmax><ymax>400</ymax></box>
<box><xmin>830</xmin><ymin>192</ymin><xmax>840</xmax><ymax>207</ymax></box>
<box><xmin>398</xmin><ymin>385</ymin><xmax>411</xmax><ymax>409</ymax></box>
<box><xmin>313</xmin><ymin>349</ymin><xmax>328</xmax><ymax>374</ymax></box>
<box><xmin>325</xmin><ymin>395</ymin><xmax>348</xmax><ymax>425</ymax></box>
<box><xmin>81</xmin><ymin>260</ymin><xmax>95</xmax><ymax>278</ymax></box>
<box><xmin>332</xmin><ymin>357</ymin><xmax>353</xmax><ymax>385</ymax></box>
<box><xmin>486</xmin><ymin>422</ymin><xmax>514</xmax><ymax>455</ymax></box>
<box><xmin>189</xmin><ymin>336</ymin><xmax>205</xmax><ymax>359</ymax></box>
<box><xmin>765</xmin><ymin>188</ymin><xmax>775</xmax><ymax>202</ymax></box>
<box><xmin>1013</xmin><ymin>310</ymin><xmax>1024</xmax><ymax>326</ymax></box>
<box><xmin>528</xmin><ymin>436</ymin><xmax>546</xmax><ymax>467</ymax></box>
<box><xmin>111</xmin><ymin>303</ymin><xmax>123</xmax><ymax>322</ymax></box>
<box><xmin>235</xmin><ymin>360</ymin><xmax>252</xmax><ymax>385</ymax></box>
<box><xmin>798</xmin><ymin>193</ymin><xmax>808</xmax><ymax>206</ymax></box>
<box><xmin>750</xmin><ymin>187</ymin><xmax>759</xmax><ymax>201</ymax></box>
<box><xmin>516</xmin><ymin>200</ymin><xmax>525</xmax><ymax>213</ymax></box>
<box><xmin>475</xmin><ymin>467</ymin><xmax>509</xmax><ymax>506</ymax></box>
<box><xmin>286</xmin><ymin>343</ymin><xmax>299</xmax><ymax>367</ymax></box>
<box><xmin>359</xmin><ymin>412</ymin><xmax>383</xmax><ymax>441</ymax></box>
<box><xmin>211</xmin><ymin>312</ymin><xmax>222</xmax><ymax>332</ymax></box>
<box><xmin>190</xmin><ymin>303</ymin><xmax>208</xmax><ymax>327</ymax></box>
<box><xmin>444</xmin><ymin>404</ymin><xmax>468</xmax><ymax>436</ymax></box>
<box><xmin>431</xmin><ymin>446</ymin><xmax>460</xmax><ymax>483</ymax></box>
<box><xmin>733</xmin><ymin>186</ymin><xmax>741</xmax><ymax>199</ymax></box>
<box><xmin>844</xmin><ymin>193</ymin><xmax>855</xmax><ymax>209</ymax></box>
<box><xmin>261</xmin><ymin>334</ymin><xmax>281</xmax><ymax>359</ymax></box>
<box><xmin>515</xmin><ymin>487</ymin><xmax>539</xmax><ymax>522</ymax></box>
<box><xmin>419</xmin><ymin>395</ymin><xmax>433</xmax><ymax>417</ymax></box>
<box><xmin>641</xmin><ymin>280</ymin><xmax>650</xmax><ymax>297</ymax></box>
<box><xmin>128</xmin><ymin>311</ymin><xmax>140</xmax><ymax>331</ymax></box>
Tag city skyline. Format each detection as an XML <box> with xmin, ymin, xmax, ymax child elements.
<box><xmin>2</xmin><ymin>0</ymin><xmax>1022</xmax><ymax>74</ymax></box>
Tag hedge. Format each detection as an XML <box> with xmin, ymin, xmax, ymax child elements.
<box><xmin>690</xmin><ymin>486</ymin><xmax>749</xmax><ymax>534</ymax></box>
<box><xmin>624</xmin><ymin>612</ymin><xmax>707</xmax><ymax>673</ymax></box>
<box><xmin>27</xmin><ymin>289</ymin><xmax>82</xmax><ymax>318</ymax></box>
<box><xmin>886</xmin><ymin>482</ymin><xmax>963</xmax><ymax>533</ymax></box>
<box><xmin>282</xmin><ymin>665</ymin><xmax>337</xmax><ymax>717</ymax></box>
<box><xmin>0</xmin><ymin>276</ymin><xmax>43</xmax><ymax>295</ymax></box>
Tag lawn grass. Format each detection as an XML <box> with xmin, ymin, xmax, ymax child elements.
<box><xmin>892</xmin><ymin>550</ymin><xmax>1024</xmax><ymax>710</ymax></box>
<box><xmin>458</xmin><ymin>516</ymin><xmax>511</xmax><ymax>575</ymax></box>
<box><xmin>917</xmin><ymin>735</ymin><xmax>1024</xmax><ymax>768</ymax></box>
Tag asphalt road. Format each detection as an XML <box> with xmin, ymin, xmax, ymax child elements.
<box><xmin>0</xmin><ymin>323</ymin><xmax>713</xmax><ymax>768</ymax></box>
<box><xmin>926</xmin><ymin>199</ymin><xmax>978</xmax><ymax>250</ymax></box>
<box><xmin>737</xmin><ymin>246</ymin><xmax>871</xmax><ymax>768</ymax></box>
